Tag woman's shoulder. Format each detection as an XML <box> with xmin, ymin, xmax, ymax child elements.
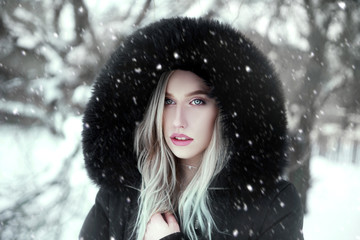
<box><xmin>244</xmin><ymin>179</ymin><xmax>302</xmax><ymax>211</ymax></box>
<box><xmin>256</xmin><ymin>180</ymin><xmax>304</xmax><ymax>239</ymax></box>
<box><xmin>265</xmin><ymin>179</ymin><xmax>303</xmax><ymax>215</ymax></box>
<box><xmin>210</xmin><ymin>178</ymin><xmax>302</xmax><ymax>216</ymax></box>
<box><xmin>94</xmin><ymin>185</ymin><xmax>140</xmax><ymax>209</ymax></box>
<box><xmin>210</xmin><ymin>179</ymin><xmax>304</xmax><ymax>239</ymax></box>
<box><xmin>248</xmin><ymin>180</ymin><xmax>304</xmax><ymax>239</ymax></box>
<box><xmin>263</xmin><ymin>180</ymin><xmax>302</xmax><ymax>207</ymax></box>
<box><xmin>96</xmin><ymin>185</ymin><xmax>140</xmax><ymax>224</ymax></box>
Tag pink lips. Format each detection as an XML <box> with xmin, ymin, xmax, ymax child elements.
<box><xmin>170</xmin><ymin>133</ymin><xmax>194</xmax><ymax>146</ymax></box>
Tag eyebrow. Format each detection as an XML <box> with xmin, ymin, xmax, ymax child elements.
<box><xmin>166</xmin><ymin>90</ymin><xmax>210</xmax><ymax>97</ymax></box>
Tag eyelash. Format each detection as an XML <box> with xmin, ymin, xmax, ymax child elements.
<box><xmin>165</xmin><ymin>98</ymin><xmax>174</xmax><ymax>105</ymax></box>
<box><xmin>191</xmin><ymin>99</ymin><xmax>205</xmax><ymax>105</ymax></box>
<box><xmin>164</xmin><ymin>98</ymin><xmax>206</xmax><ymax>105</ymax></box>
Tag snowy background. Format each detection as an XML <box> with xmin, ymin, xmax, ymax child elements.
<box><xmin>1</xmin><ymin>0</ymin><xmax>359</xmax><ymax>239</ymax></box>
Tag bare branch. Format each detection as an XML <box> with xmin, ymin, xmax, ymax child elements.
<box><xmin>53</xmin><ymin>0</ymin><xmax>65</xmax><ymax>34</ymax></box>
<box><xmin>265</xmin><ymin>0</ymin><xmax>285</xmax><ymax>38</ymax></box>
<box><xmin>314</xmin><ymin>76</ymin><xmax>348</xmax><ymax>111</ymax></box>
<box><xmin>70</xmin><ymin>0</ymin><xmax>97</xmax><ymax>46</ymax></box>
<box><xmin>230</xmin><ymin>0</ymin><xmax>246</xmax><ymax>25</ymax></box>
<box><xmin>119</xmin><ymin>2</ymin><xmax>135</xmax><ymax>21</ymax></box>
<box><xmin>202</xmin><ymin>0</ymin><xmax>226</xmax><ymax>19</ymax></box>
<box><xmin>134</xmin><ymin>0</ymin><xmax>152</xmax><ymax>27</ymax></box>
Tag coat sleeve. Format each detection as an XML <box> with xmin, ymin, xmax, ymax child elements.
<box><xmin>79</xmin><ymin>188</ymin><xmax>110</xmax><ymax>240</ymax></box>
<box><xmin>258</xmin><ymin>183</ymin><xmax>304</xmax><ymax>240</ymax></box>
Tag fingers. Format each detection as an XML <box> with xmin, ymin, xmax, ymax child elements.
<box><xmin>150</xmin><ymin>213</ymin><xmax>164</xmax><ymax>222</ymax></box>
<box><xmin>164</xmin><ymin>212</ymin><xmax>176</xmax><ymax>224</ymax></box>
<box><xmin>164</xmin><ymin>212</ymin><xmax>180</xmax><ymax>232</ymax></box>
<box><xmin>144</xmin><ymin>212</ymin><xmax>180</xmax><ymax>240</ymax></box>
<box><xmin>148</xmin><ymin>212</ymin><xmax>179</xmax><ymax>229</ymax></box>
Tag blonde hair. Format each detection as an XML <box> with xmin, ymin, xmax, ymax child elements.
<box><xmin>133</xmin><ymin>71</ymin><xmax>227</xmax><ymax>240</ymax></box>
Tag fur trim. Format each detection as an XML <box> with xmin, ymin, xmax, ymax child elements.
<box><xmin>82</xmin><ymin>17</ymin><xmax>288</xmax><ymax>191</ymax></box>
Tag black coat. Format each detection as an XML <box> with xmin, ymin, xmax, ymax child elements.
<box><xmin>80</xmin><ymin>17</ymin><xmax>304</xmax><ymax>240</ymax></box>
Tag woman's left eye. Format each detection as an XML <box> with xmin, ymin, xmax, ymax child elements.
<box><xmin>190</xmin><ymin>99</ymin><xmax>205</xmax><ymax>105</ymax></box>
<box><xmin>165</xmin><ymin>98</ymin><xmax>175</xmax><ymax>105</ymax></box>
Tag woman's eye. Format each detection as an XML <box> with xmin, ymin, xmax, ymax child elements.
<box><xmin>165</xmin><ymin>98</ymin><xmax>174</xmax><ymax>105</ymax></box>
<box><xmin>191</xmin><ymin>99</ymin><xmax>205</xmax><ymax>105</ymax></box>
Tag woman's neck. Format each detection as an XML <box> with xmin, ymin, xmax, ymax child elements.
<box><xmin>177</xmin><ymin>163</ymin><xmax>198</xmax><ymax>192</ymax></box>
<box><xmin>175</xmin><ymin>154</ymin><xmax>203</xmax><ymax>193</ymax></box>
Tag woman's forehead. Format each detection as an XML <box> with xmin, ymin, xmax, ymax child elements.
<box><xmin>166</xmin><ymin>70</ymin><xmax>210</xmax><ymax>95</ymax></box>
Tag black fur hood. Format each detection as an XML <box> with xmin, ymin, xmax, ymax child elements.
<box><xmin>82</xmin><ymin>17</ymin><xmax>288</xmax><ymax>193</ymax></box>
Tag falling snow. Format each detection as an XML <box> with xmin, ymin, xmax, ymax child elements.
<box><xmin>337</xmin><ymin>1</ymin><xmax>346</xmax><ymax>10</ymax></box>
<box><xmin>243</xmin><ymin>203</ymin><xmax>248</xmax><ymax>211</ymax></box>
<box><xmin>132</xmin><ymin>96</ymin><xmax>137</xmax><ymax>105</ymax></box>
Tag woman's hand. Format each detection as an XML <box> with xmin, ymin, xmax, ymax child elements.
<box><xmin>143</xmin><ymin>212</ymin><xmax>180</xmax><ymax>240</ymax></box>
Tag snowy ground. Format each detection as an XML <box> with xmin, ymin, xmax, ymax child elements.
<box><xmin>1</xmin><ymin>118</ymin><xmax>360</xmax><ymax>239</ymax></box>
<box><xmin>303</xmin><ymin>156</ymin><xmax>360</xmax><ymax>240</ymax></box>
<box><xmin>0</xmin><ymin>116</ymin><xmax>97</xmax><ymax>239</ymax></box>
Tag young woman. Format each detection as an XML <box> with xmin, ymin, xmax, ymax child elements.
<box><xmin>80</xmin><ymin>18</ymin><xmax>304</xmax><ymax>240</ymax></box>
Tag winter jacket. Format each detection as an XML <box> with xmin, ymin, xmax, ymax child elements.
<box><xmin>80</xmin><ymin>17</ymin><xmax>304</xmax><ymax>240</ymax></box>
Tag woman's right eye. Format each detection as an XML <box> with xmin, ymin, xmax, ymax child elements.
<box><xmin>165</xmin><ymin>98</ymin><xmax>175</xmax><ymax>105</ymax></box>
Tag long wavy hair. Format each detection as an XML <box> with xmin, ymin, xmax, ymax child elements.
<box><xmin>133</xmin><ymin>71</ymin><xmax>228</xmax><ymax>240</ymax></box>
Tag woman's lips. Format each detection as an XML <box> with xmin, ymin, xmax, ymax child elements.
<box><xmin>170</xmin><ymin>133</ymin><xmax>193</xmax><ymax>146</ymax></box>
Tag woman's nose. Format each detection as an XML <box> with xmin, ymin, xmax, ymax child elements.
<box><xmin>173</xmin><ymin>105</ymin><xmax>187</xmax><ymax>128</ymax></box>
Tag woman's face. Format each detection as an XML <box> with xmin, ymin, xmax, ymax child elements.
<box><xmin>162</xmin><ymin>70</ymin><xmax>218</xmax><ymax>166</ymax></box>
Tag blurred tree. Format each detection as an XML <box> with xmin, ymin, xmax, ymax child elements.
<box><xmin>0</xmin><ymin>0</ymin><xmax>101</xmax><ymax>133</ymax></box>
<box><xmin>0</xmin><ymin>1</ymin><xmax>97</xmax><ymax>238</ymax></box>
<box><xmin>261</xmin><ymin>0</ymin><xmax>360</xmax><ymax>211</ymax></box>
